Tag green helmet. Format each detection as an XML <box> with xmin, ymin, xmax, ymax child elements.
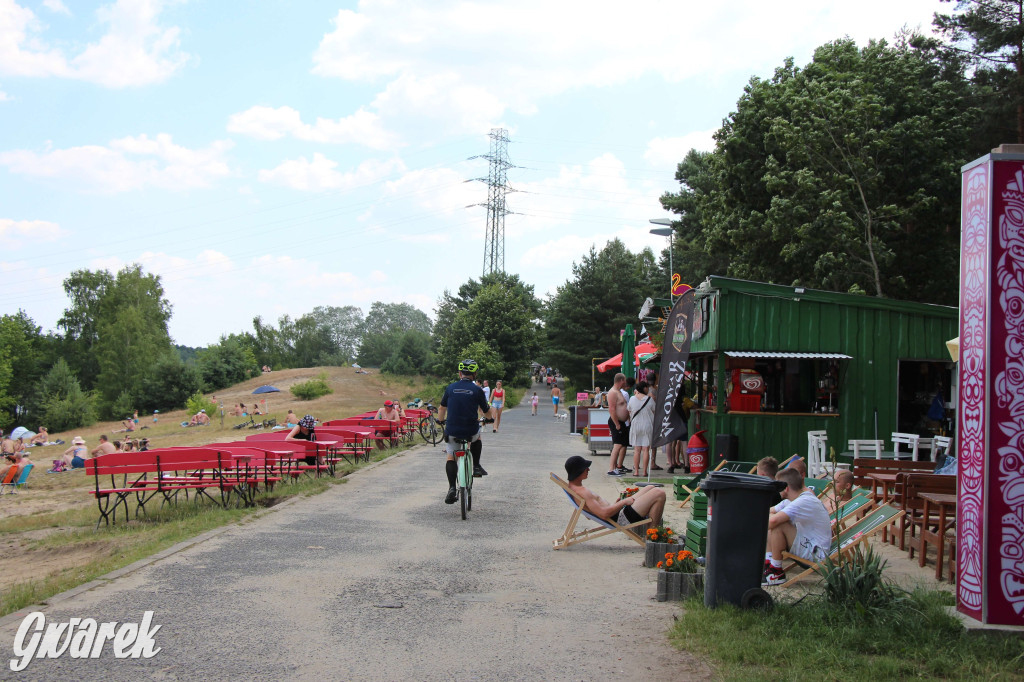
<box><xmin>458</xmin><ymin>359</ymin><xmax>479</xmax><ymax>373</ymax></box>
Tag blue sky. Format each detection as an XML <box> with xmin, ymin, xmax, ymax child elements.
<box><xmin>0</xmin><ymin>0</ymin><xmax>940</xmax><ymax>347</ymax></box>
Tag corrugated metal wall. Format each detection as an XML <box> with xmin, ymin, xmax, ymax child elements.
<box><xmin>687</xmin><ymin>281</ymin><xmax>957</xmax><ymax>463</ymax></box>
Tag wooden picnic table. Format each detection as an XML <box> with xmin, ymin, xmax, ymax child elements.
<box><xmin>917</xmin><ymin>492</ymin><xmax>957</xmax><ymax>581</ymax></box>
<box><xmin>866</xmin><ymin>472</ymin><xmax>898</xmax><ymax>504</ymax></box>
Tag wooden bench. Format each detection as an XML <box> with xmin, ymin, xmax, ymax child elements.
<box><xmin>322</xmin><ymin>418</ymin><xmax>401</xmax><ymax>448</ymax></box>
<box><xmin>892</xmin><ymin>472</ymin><xmax>956</xmax><ymax>554</ymax></box>
<box><xmin>851</xmin><ymin>458</ymin><xmax>936</xmax><ymax>489</ymax></box>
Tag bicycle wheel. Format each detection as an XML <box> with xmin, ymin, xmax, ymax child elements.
<box><xmin>420</xmin><ymin>417</ymin><xmax>442</xmax><ymax>445</ymax></box>
<box><xmin>460</xmin><ymin>486</ymin><xmax>467</xmax><ymax>519</ymax></box>
<box><xmin>466</xmin><ymin>486</ymin><xmax>472</xmax><ymax>512</ymax></box>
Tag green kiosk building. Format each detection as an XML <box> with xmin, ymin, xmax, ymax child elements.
<box><xmin>666</xmin><ymin>277</ymin><xmax>958</xmax><ymax>465</ymax></box>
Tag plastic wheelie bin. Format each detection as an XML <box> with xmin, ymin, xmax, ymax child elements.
<box><xmin>700</xmin><ymin>471</ymin><xmax>786</xmax><ymax>609</ymax></box>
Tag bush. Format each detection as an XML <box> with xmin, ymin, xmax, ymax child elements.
<box><xmin>198</xmin><ymin>338</ymin><xmax>259</xmax><ymax>391</ymax></box>
<box><xmin>291</xmin><ymin>373</ymin><xmax>333</xmax><ymax>401</ymax></box>
<box><xmin>185</xmin><ymin>392</ymin><xmax>218</xmax><ymax>420</ymax></box>
<box><xmin>137</xmin><ymin>354</ymin><xmax>203</xmax><ymax>412</ymax></box>
<box><xmin>108</xmin><ymin>389</ymin><xmax>135</xmax><ymax>422</ymax></box>
<box><xmin>817</xmin><ymin>544</ymin><xmax>910</xmax><ymax>620</ymax></box>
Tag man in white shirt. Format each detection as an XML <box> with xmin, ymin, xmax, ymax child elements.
<box><xmin>482</xmin><ymin>380</ymin><xmax>491</xmax><ymax>402</ymax></box>
<box><xmin>763</xmin><ymin>468</ymin><xmax>832</xmax><ymax>585</ymax></box>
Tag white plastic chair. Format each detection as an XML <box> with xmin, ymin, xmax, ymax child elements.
<box><xmin>807</xmin><ymin>430</ymin><xmax>828</xmax><ymax>477</ymax></box>
<box><xmin>891</xmin><ymin>432</ymin><xmax>921</xmax><ymax>461</ymax></box>
<box><xmin>930</xmin><ymin>435</ymin><xmax>953</xmax><ymax>462</ymax></box>
<box><xmin>848</xmin><ymin>439</ymin><xmax>884</xmax><ymax>459</ymax></box>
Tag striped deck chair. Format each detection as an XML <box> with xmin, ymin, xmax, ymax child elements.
<box><xmin>779</xmin><ymin>503</ymin><xmax>904</xmax><ymax>587</ymax></box>
<box><xmin>551</xmin><ymin>473</ymin><xmax>645</xmax><ymax>549</ymax></box>
<box><xmin>675</xmin><ymin>460</ymin><xmax>729</xmax><ymax>508</ymax></box>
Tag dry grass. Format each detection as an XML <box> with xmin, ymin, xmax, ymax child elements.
<box><xmin>1</xmin><ymin>367</ymin><xmax>436</xmax><ymax>615</ymax></box>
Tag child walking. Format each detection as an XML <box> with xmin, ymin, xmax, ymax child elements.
<box><xmin>530</xmin><ymin>392</ymin><xmax>539</xmax><ymax>416</ymax></box>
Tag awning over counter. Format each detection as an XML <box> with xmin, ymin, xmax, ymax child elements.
<box><xmin>724</xmin><ymin>351</ymin><xmax>852</xmax><ymax>359</ymax></box>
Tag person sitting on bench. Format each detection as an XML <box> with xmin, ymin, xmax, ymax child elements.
<box><xmin>763</xmin><ymin>468</ymin><xmax>831</xmax><ymax>585</ymax></box>
<box><xmin>563</xmin><ymin>455</ymin><xmax>665</xmax><ymax>528</ymax></box>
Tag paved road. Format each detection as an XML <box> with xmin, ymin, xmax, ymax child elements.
<box><xmin>1</xmin><ymin>385</ymin><xmax>710</xmax><ymax>681</ymax></box>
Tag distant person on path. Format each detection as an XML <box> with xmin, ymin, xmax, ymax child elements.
<box><xmin>490</xmin><ymin>380</ymin><xmax>505</xmax><ymax>432</ymax></box>
<box><xmin>482</xmin><ymin>380</ymin><xmax>491</xmax><ymax>403</ymax></box>
<box><xmin>668</xmin><ymin>392</ymin><xmax>694</xmax><ymax>474</ymax></box>
<box><xmin>91</xmin><ymin>435</ymin><xmax>117</xmax><ymax>457</ymax></box>
<box><xmin>551</xmin><ymin>384</ymin><xmax>561</xmax><ymax>416</ymax></box>
<box><xmin>764</xmin><ymin>468</ymin><xmax>832</xmax><ymax>585</ymax></box>
<box><xmin>564</xmin><ymin>455</ymin><xmax>665</xmax><ymax>529</ymax></box>
<box><xmin>531</xmin><ymin>392</ymin><xmax>539</xmax><ymax>416</ymax></box>
<box><xmin>627</xmin><ymin>380</ymin><xmax>656</xmax><ymax>477</ymax></box>
<box><xmin>606</xmin><ymin>373</ymin><xmax>630</xmax><ymax>476</ymax></box>
<box><xmin>437</xmin><ymin>359</ymin><xmax>494</xmax><ymax>504</ymax></box>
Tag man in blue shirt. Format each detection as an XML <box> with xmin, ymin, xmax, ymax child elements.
<box><xmin>438</xmin><ymin>359</ymin><xmax>494</xmax><ymax>504</ymax></box>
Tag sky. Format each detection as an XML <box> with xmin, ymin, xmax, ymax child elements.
<box><xmin>0</xmin><ymin>0</ymin><xmax>942</xmax><ymax>347</ymax></box>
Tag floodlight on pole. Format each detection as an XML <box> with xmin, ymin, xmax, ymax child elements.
<box><xmin>649</xmin><ymin>218</ymin><xmax>675</xmax><ymax>302</ymax></box>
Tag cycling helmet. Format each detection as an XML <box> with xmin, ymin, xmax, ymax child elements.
<box><xmin>458</xmin><ymin>359</ymin><xmax>479</xmax><ymax>373</ymax></box>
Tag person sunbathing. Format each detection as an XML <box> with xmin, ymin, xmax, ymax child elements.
<box><xmin>188</xmin><ymin>409</ymin><xmax>211</xmax><ymax>426</ymax></box>
<box><xmin>29</xmin><ymin>427</ymin><xmax>49</xmax><ymax>446</ymax></box>
<box><xmin>1</xmin><ymin>454</ymin><xmax>20</xmax><ymax>482</ymax></box>
<box><xmin>286</xmin><ymin>410</ymin><xmax>299</xmax><ymax>426</ymax></box>
<box><xmin>563</xmin><ymin>455</ymin><xmax>665</xmax><ymax>528</ymax></box>
<box><xmin>59</xmin><ymin>437</ymin><xmax>88</xmax><ymax>470</ymax></box>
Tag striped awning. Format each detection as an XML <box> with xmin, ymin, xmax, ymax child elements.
<box><xmin>724</xmin><ymin>351</ymin><xmax>852</xmax><ymax>359</ymax></box>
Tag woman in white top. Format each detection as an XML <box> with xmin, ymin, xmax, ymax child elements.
<box><xmin>627</xmin><ymin>380</ymin><xmax>656</xmax><ymax>476</ymax></box>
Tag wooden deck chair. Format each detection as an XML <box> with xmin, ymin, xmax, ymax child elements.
<box><xmin>550</xmin><ymin>473</ymin><xmax>646</xmax><ymax>549</ymax></box>
<box><xmin>804</xmin><ymin>477</ymin><xmax>832</xmax><ymax>498</ymax></box>
<box><xmin>676</xmin><ymin>460</ymin><xmax>729</xmax><ymax>508</ymax></box>
<box><xmin>827</xmin><ymin>493</ymin><xmax>876</xmax><ymax>530</ymax></box>
<box><xmin>779</xmin><ymin>454</ymin><xmax>800</xmax><ymax>468</ymax></box>
<box><xmin>778</xmin><ymin>503</ymin><xmax>905</xmax><ymax>587</ymax></box>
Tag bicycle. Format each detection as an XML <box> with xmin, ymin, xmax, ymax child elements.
<box><xmin>440</xmin><ymin>418</ymin><xmax>494</xmax><ymax>519</ymax></box>
<box><xmin>418</xmin><ymin>403</ymin><xmax>443</xmax><ymax>445</ymax></box>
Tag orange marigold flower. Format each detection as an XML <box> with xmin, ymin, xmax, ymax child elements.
<box><xmin>656</xmin><ymin>561</ymin><xmax>664</xmax><ymax>568</ymax></box>
<box><xmin>665</xmin><ymin>552</ymin><xmax>674</xmax><ymax>559</ymax></box>
<box><xmin>665</xmin><ymin>559</ymin><xmax>674</xmax><ymax>567</ymax></box>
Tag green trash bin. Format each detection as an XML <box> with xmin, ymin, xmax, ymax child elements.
<box><xmin>700</xmin><ymin>471</ymin><xmax>786</xmax><ymax>609</ymax></box>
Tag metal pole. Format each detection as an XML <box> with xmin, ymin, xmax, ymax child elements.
<box><xmin>669</xmin><ymin>232</ymin><xmax>674</xmax><ymax>303</ymax></box>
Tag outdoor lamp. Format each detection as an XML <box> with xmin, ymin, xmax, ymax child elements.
<box><xmin>649</xmin><ymin>218</ymin><xmax>675</xmax><ymax>302</ymax></box>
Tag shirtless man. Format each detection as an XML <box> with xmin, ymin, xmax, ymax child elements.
<box><xmin>551</xmin><ymin>384</ymin><xmax>561</xmax><ymax>416</ymax></box>
<box><xmin>375</xmin><ymin>400</ymin><xmax>401</xmax><ymax>422</ymax></box>
<box><xmin>606</xmin><ymin>373</ymin><xmax>631</xmax><ymax>476</ymax></box>
<box><xmin>564</xmin><ymin>455</ymin><xmax>665</xmax><ymax>529</ymax></box>
<box><xmin>90</xmin><ymin>435</ymin><xmax>118</xmax><ymax>457</ymax></box>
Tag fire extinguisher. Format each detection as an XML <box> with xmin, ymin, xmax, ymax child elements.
<box><xmin>687</xmin><ymin>430</ymin><xmax>709</xmax><ymax>474</ymax></box>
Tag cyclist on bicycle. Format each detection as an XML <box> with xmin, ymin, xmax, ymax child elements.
<box><xmin>437</xmin><ymin>359</ymin><xmax>495</xmax><ymax>504</ymax></box>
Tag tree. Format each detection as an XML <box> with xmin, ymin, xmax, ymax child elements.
<box><xmin>362</xmin><ymin>302</ymin><xmax>432</xmax><ymax>337</ymax></box>
<box><xmin>661</xmin><ymin>38</ymin><xmax>975</xmax><ymax>305</ymax></box>
<box><xmin>92</xmin><ymin>265</ymin><xmax>174</xmax><ymax>415</ymax></box>
<box><xmin>433</xmin><ymin>276</ymin><xmax>540</xmax><ymax>385</ymax></box>
<box><xmin>934</xmin><ymin>0</ymin><xmax>1024</xmax><ymax>143</ymax></box>
<box><xmin>197</xmin><ymin>335</ymin><xmax>259</xmax><ymax>390</ymax></box>
<box><xmin>307</xmin><ymin>305</ymin><xmax>364</xmax><ymax>361</ymax></box>
<box><xmin>542</xmin><ymin>239</ymin><xmax>659</xmax><ymax>388</ymax></box>
<box><xmin>138</xmin><ymin>354</ymin><xmax>203</xmax><ymax>412</ymax></box>
<box><xmin>58</xmin><ymin>269</ymin><xmax>114</xmax><ymax>388</ymax></box>
<box><xmin>31</xmin><ymin>358</ymin><xmax>96</xmax><ymax>431</ymax></box>
<box><xmin>381</xmin><ymin>330</ymin><xmax>433</xmax><ymax>375</ymax></box>
<box><xmin>0</xmin><ymin>311</ymin><xmax>50</xmax><ymax>426</ymax></box>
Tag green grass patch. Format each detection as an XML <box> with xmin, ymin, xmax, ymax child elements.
<box><xmin>670</xmin><ymin>590</ymin><xmax>1024</xmax><ymax>681</ymax></box>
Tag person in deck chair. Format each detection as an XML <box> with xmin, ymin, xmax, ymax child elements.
<box><xmin>763</xmin><ymin>468</ymin><xmax>831</xmax><ymax>585</ymax></box>
<box><xmin>564</xmin><ymin>455</ymin><xmax>665</xmax><ymax>529</ymax></box>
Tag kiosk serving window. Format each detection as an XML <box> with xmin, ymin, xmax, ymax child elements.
<box><xmin>721</xmin><ymin>352</ymin><xmax>851</xmax><ymax>414</ymax></box>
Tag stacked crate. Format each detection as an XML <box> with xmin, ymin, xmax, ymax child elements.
<box><xmin>685</xmin><ymin>519</ymin><xmax>707</xmax><ymax>557</ymax></box>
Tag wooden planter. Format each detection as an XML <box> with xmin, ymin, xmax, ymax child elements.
<box><xmin>656</xmin><ymin>570</ymin><xmax>703</xmax><ymax>602</ymax></box>
<box><xmin>644</xmin><ymin>540</ymin><xmax>681</xmax><ymax>568</ymax></box>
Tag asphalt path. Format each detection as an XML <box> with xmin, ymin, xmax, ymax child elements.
<box><xmin>1</xmin><ymin>384</ymin><xmax>710</xmax><ymax>681</ymax></box>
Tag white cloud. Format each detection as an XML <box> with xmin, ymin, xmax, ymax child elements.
<box><xmin>0</xmin><ymin>0</ymin><xmax>188</xmax><ymax>87</ymax></box>
<box><xmin>0</xmin><ymin>134</ymin><xmax>234</xmax><ymax>192</ymax></box>
<box><xmin>0</xmin><ymin>84</ymin><xmax>9</xmax><ymax>101</ymax></box>
<box><xmin>227</xmin><ymin>105</ymin><xmax>398</xmax><ymax>150</ymax></box>
<box><xmin>41</xmin><ymin>0</ymin><xmax>70</xmax><ymax>15</ymax></box>
<box><xmin>644</xmin><ymin>130</ymin><xmax>718</xmax><ymax>168</ymax></box>
<box><xmin>310</xmin><ymin>1</ymin><xmax>939</xmax><ymax>138</ymax></box>
<box><xmin>0</xmin><ymin>218</ymin><xmax>62</xmax><ymax>246</ymax></box>
<box><xmin>258</xmin><ymin>154</ymin><xmax>403</xmax><ymax>192</ymax></box>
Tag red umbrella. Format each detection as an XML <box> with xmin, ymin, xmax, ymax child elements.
<box><xmin>596</xmin><ymin>343</ymin><xmax>660</xmax><ymax>372</ymax></box>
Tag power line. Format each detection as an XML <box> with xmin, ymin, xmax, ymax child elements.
<box><xmin>467</xmin><ymin>128</ymin><xmax>515</xmax><ymax>276</ymax></box>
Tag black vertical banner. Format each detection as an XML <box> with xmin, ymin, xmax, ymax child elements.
<box><xmin>652</xmin><ymin>289</ymin><xmax>696</xmax><ymax>449</ymax></box>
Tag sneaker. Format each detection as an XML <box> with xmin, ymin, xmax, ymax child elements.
<box><xmin>473</xmin><ymin>466</ymin><xmax>488</xmax><ymax>477</ymax></box>
<box><xmin>607</xmin><ymin>470</ymin><xmax>623</xmax><ymax>476</ymax></box>
<box><xmin>666</xmin><ymin>466</ymin><xmax>675</xmax><ymax>474</ymax></box>
<box><xmin>444</xmin><ymin>487</ymin><xmax>458</xmax><ymax>504</ymax></box>
<box><xmin>616</xmin><ymin>467</ymin><xmax>630</xmax><ymax>474</ymax></box>
<box><xmin>762</xmin><ymin>565</ymin><xmax>787</xmax><ymax>585</ymax></box>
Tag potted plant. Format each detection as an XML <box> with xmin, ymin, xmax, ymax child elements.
<box><xmin>643</xmin><ymin>523</ymin><xmax>678</xmax><ymax>567</ymax></box>
<box><xmin>655</xmin><ymin>549</ymin><xmax>703</xmax><ymax>601</ymax></box>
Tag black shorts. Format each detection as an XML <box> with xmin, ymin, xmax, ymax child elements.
<box><xmin>619</xmin><ymin>504</ymin><xmax>646</xmax><ymax>525</ymax></box>
<box><xmin>608</xmin><ymin>418</ymin><xmax>630</xmax><ymax>446</ymax></box>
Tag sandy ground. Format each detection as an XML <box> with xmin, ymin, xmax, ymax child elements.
<box><xmin>0</xmin><ymin>367</ymin><xmax>432</xmax><ymax>585</ymax></box>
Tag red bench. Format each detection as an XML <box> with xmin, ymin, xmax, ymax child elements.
<box><xmin>322</xmin><ymin>418</ymin><xmax>401</xmax><ymax>448</ymax></box>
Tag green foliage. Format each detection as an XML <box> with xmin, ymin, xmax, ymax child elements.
<box><xmin>138</xmin><ymin>354</ymin><xmax>203</xmax><ymax>412</ymax></box>
<box><xmin>661</xmin><ymin>38</ymin><xmax>975</xmax><ymax>306</ymax></box>
<box><xmin>0</xmin><ymin>311</ymin><xmax>53</xmax><ymax>427</ymax></box>
<box><xmin>291</xmin><ymin>373</ymin><xmax>334</xmax><ymax>401</ymax></box>
<box><xmin>58</xmin><ymin>268</ymin><xmax>115</xmax><ymax>388</ymax></box>
<box><xmin>542</xmin><ymin>239</ymin><xmax>659</xmax><ymax>388</ymax></box>
<box><xmin>817</xmin><ymin>545</ymin><xmax>910</xmax><ymax>619</ymax></box>
<box><xmin>381</xmin><ymin>330</ymin><xmax>434</xmax><ymax>376</ymax></box>
<box><xmin>197</xmin><ymin>336</ymin><xmax>259</xmax><ymax>391</ymax></box>
<box><xmin>433</xmin><ymin>274</ymin><xmax>539</xmax><ymax>384</ymax></box>
<box><xmin>185</xmin><ymin>392</ymin><xmax>218</xmax><ymax>419</ymax></box>
<box><xmin>109</xmin><ymin>390</ymin><xmax>135</xmax><ymax>422</ymax></box>
<box><xmin>31</xmin><ymin>358</ymin><xmax>96</xmax><ymax>431</ymax></box>
<box><xmin>671</xmin><ymin>589</ymin><xmax>1024</xmax><ymax>680</ymax></box>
